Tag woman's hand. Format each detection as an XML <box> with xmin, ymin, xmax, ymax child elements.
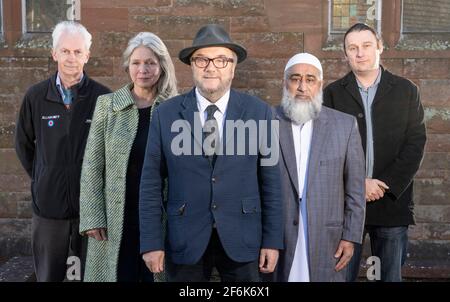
<box><xmin>85</xmin><ymin>228</ymin><xmax>108</xmax><ymax>241</ymax></box>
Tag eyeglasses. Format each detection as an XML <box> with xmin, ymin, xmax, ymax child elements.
<box><xmin>191</xmin><ymin>56</ymin><xmax>234</xmax><ymax>69</ymax></box>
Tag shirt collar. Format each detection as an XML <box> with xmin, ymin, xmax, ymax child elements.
<box><xmin>195</xmin><ymin>87</ymin><xmax>230</xmax><ymax>115</ymax></box>
<box><xmin>56</xmin><ymin>72</ymin><xmax>84</xmax><ymax>90</ymax></box>
<box><xmin>356</xmin><ymin>67</ymin><xmax>382</xmax><ymax>91</ymax></box>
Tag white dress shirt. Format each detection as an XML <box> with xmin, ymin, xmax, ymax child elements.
<box><xmin>195</xmin><ymin>88</ymin><xmax>230</xmax><ymax>139</ymax></box>
<box><xmin>288</xmin><ymin>119</ymin><xmax>313</xmax><ymax>282</ymax></box>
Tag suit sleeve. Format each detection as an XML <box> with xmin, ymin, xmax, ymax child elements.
<box><xmin>15</xmin><ymin>93</ymin><xmax>35</xmax><ymax>178</ymax></box>
<box><xmin>377</xmin><ymin>85</ymin><xmax>427</xmax><ymax>200</ymax></box>
<box><xmin>79</xmin><ymin>95</ymin><xmax>108</xmax><ymax>233</ymax></box>
<box><xmin>258</xmin><ymin>105</ymin><xmax>283</xmax><ymax>249</ymax></box>
<box><xmin>342</xmin><ymin>117</ymin><xmax>366</xmax><ymax>244</ymax></box>
<box><xmin>139</xmin><ymin>107</ymin><xmax>166</xmax><ymax>254</ymax></box>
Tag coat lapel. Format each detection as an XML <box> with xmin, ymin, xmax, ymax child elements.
<box><xmin>180</xmin><ymin>89</ymin><xmax>203</xmax><ymax>149</ymax></box>
<box><xmin>372</xmin><ymin>67</ymin><xmax>395</xmax><ymax>106</ymax></box>
<box><xmin>275</xmin><ymin>106</ymin><xmax>300</xmax><ymax>198</ymax></box>
<box><xmin>342</xmin><ymin>72</ymin><xmax>364</xmax><ymax>111</ymax></box>
<box><xmin>305</xmin><ymin>108</ymin><xmax>330</xmax><ymax>194</ymax></box>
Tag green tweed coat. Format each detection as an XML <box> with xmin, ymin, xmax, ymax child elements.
<box><xmin>79</xmin><ymin>83</ymin><xmax>163</xmax><ymax>282</ymax></box>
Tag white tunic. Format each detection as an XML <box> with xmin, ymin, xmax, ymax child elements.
<box><xmin>288</xmin><ymin>120</ymin><xmax>313</xmax><ymax>282</ymax></box>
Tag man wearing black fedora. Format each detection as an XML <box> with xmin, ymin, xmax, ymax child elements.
<box><xmin>139</xmin><ymin>24</ymin><xmax>283</xmax><ymax>281</ymax></box>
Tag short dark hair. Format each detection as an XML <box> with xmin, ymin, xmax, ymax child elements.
<box><xmin>343</xmin><ymin>23</ymin><xmax>382</xmax><ymax>54</ymax></box>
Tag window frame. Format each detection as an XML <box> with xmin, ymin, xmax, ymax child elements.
<box><xmin>323</xmin><ymin>0</ymin><xmax>450</xmax><ymax>52</ymax></box>
<box><xmin>328</xmin><ymin>0</ymin><xmax>383</xmax><ymax>36</ymax></box>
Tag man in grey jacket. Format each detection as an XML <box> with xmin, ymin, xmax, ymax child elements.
<box><xmin>272</xmin><ymin>53</ymin><xmax>366</xmax><ymax>282</ymax></box>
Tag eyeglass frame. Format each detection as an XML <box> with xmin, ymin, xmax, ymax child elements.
<box><xmin>190</xmin><ymin>56</ymin><xmax>235</xmax><ymax>69</ymax></box>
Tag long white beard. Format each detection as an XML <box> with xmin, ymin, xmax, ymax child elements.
<box><xmin>281</xmin><ymin>88</ymin><xmax>323</xmax><ymax>125</ymax></box>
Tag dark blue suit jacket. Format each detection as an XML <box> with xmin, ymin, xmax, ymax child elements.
<box><xmin>139</xmin><ymin>88</ymin><xmax>282</xmax><ymax>264</ymax></box>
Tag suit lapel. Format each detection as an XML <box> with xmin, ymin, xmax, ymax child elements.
<box><xmin>275</xmin><ymin>106</ymin><xmax>300</xmax><ymax>198</ymax></box>
<box><xmin>180</xmin><ymin>89</ymin><xmax>203</xmax><ymax>149</ymax></box>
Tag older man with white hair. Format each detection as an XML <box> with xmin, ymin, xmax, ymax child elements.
<box><xmin>271</xmin><ymin>53</ymin><xmax>366</xmax><ymax>282</ymax></box>
<box><xmin>15</xmin><ymin>21</ymin><xmax>110</xmax><ymax>281</ymax></box>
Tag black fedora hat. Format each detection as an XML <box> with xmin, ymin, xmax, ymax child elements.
<box><xmin>179</xmin><ymin>24</ymin><xmax>247</xmax><ymax>65</ymax></box>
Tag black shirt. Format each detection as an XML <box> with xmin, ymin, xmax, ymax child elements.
<box><xmin>124</xmin><ymin>106</ymin><xmax>152</xmax><ymax>227</ymax></box>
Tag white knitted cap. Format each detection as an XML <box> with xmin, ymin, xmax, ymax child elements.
<box><xmin>284</xmin><ymin>53</ymin><xmax>323</xmax><ymax>79</ymax></box>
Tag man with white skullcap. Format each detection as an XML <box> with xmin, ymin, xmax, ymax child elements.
<box><xmin>270</xmin><ymin>52</ymin><xmax>366</xmax><ymax>282</ymax></box>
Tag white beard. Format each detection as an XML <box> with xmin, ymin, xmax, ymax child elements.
<box><xmin>281</xmin><ymin>87</ymin><xmax>323</xmax><ymax>125</ymax></box>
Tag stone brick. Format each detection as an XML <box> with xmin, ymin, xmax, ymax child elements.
<box><xmin>415</xmin><ymin>169</ymin><xmax>447</xmax><ymax>179</ymax></box>
<box><xmin>84</xmin><ymin>57</ymin><xmax>114</xmax><ymax>77</ymax></box>
<box><xmin>163</xmin><ymin>40</ymin><xmax>186</xmax><ymax>58</ymax></box>
<box><xmin>381</xmin><ymin>59</ymin><xmax>404</xmax><ymax>76</ymax></box>
<box><xmin>158</xmin><ymin>16</ymin><xmax>229</xmax><ymax>40</ymax></box>
<box><xmin>83</xmin><ymin>8</ymin><xmax>129</xmax><ymax>32</ymax></box>
<box><xmin>0</xmin><ymin>98</ymin><xmax>19</xmax><ymax>123</ymax></box>
<box><xmin>404</xmin><ymin>58</ymin><xmax>450</xmax><ymax>79</ymax></box>
<box><xmin>173</xmin><ymin>60</ymin><xmax>194</xmax><ymax>88</ymax></box>
<box><xmin>424</xmin><ymin>107</ymin><xmax>450</xmax><ymax>134</ymax></box>
<box><xmin>0</xmin><ymin>149</ymin><xmax>23</xmax><ymax>174</ymax></box>
<box><xmin>414</xmin><ymin>178</ymin><xmax>449</xmax><ymax>205</ymax></box>
<box><xmin>0</xmin><ymin>236</ymin><xmax>31</xmax><ymax>259</ymax></box>
<box><xmin>0</xmin><ymin>68</ymin><xmax>49</xmax><ymax>95</ymax></box>
<box><xmin>0</xmin><ymin>193</ymin><xmax>31</xmax><ymax>219</ymax></box>
<box><xmin>409</xmin><ymin>223</ymin><xmax>450</xmax><ymax>240</ymax></box>
<box><xmin>0</xmin><ymin>192</ymin><xmax>30</xmax><ymax>205</ymax></box>
<box><xmin>0</xmin><ymin>174</ymin><xmax>30</xmax><ymax>192</ymax></box>
<box><xmin>0</xmin><ymin>200</ymin><xmax>17</xmax><ymax>219</ymax></box>
<box><xmin>90</xmin><ymin>76</ymin><xmax>129</xmax><ymax>92</ymax></box>
<box><xmin>244</xmin><ymin>79</ymin><xmax>283</xmax><ymax>105</ymax></box>
<box><xmin>243</xmin><ymin>32</ymin><xmax>303</xmax><ymax>59</ymax></box>
<box><xmin>82</xmin><ymin>0</ymin><xmax>171</xmax><ymax>8</ymax></box>
<box><xmin>415</xmin><ymin>206</ymin><xmax>450</xmax><ymax>223</ymax></box>
<box><xmin>91</xmin><ymin>32</ymin><xmax>135</xmax><ymax>58</ymax></box>
<box><xmin>0</xmin><ymin>123</ymin><xmax>15</xmax><ymax>149</ymax></box>
<box><xmin>0</xmin><ymin>219</ymin><xmax>31</xmax><ymax>239</ymax></box>
<box><xmin>321</xmin><ymin>59</ymin><xmax>350</xmax><ymax>81</ymax></box>
<box><xmin>425</xmin><ymin>134</ymin><xmax>450</xmax><ymax>152</ymax></box>
<box><xmin>0</xmin><ymin>57</ymin><xmax>49</xmax><ymax>69</ymax></box>
<box><xmin>230</xmin><ymin>16</ymin><xmax>270</xmax><ymax>33</ymax></box>
<box><xmin>171</xmin><ymin>0</ymin><xmax>266</xmax><ymax>17</ymax></box>
<box><xmin>419</xmin><ymin>152</ymin><xmax>450</xmax><ymax>171</ymax></box>
<box><xmin>265</xmin><ymin>0</ymin><xmax>323</xmax><ymax>33</ymax></box>
<box><xmin>128</xmin><ymin>15</ymin><xmax>158</xmax><ymax>33</ymax></box>
<box><xmin>17</xmin><ymin>201</ymin><xmax>32</xmax><ymax>219</ymax></box>
<box><xmin>419</xmin><ymin>80</ymin><xmax>450</xmax><ymax>107</ymax></box>
<box><xmin>407</xmin><ymin>240</ymin><xmax>450</xmax><ymax>261</ymax></box>
<box><xmin>14</xmin><ymin>34</ymin><xmax>53</xmax><ymax>58</ymax></box>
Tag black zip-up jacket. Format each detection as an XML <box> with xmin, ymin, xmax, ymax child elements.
<box><xmin>15</xmin><ymin>73</ymin><xmax>111</xmax><ymax>219</ymax></box>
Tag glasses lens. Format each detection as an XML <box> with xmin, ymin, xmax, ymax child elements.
<box><xmin>213</xmin><ymin>58</ymin><xmax>227</xmax><ymax>68</ymax></box>
<box><xmin>194</xmin><ymin>57</ymin><xmax>208</xmax><ymax>68</ymax></box>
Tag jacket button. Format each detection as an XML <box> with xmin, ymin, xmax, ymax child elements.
<box><xmin>293</xmin><ymin>220</ymin><xmax>298</xmax><ymax>226</ymax></box>
<box><xmin>212</xmin><ymin>203</ymin><xmax>217</xmax><ymax>210</ymax></box>
<box><xmin>357</xmin><ymin>113</ymin><xmax>364</xmax><ymax>118</ymax></box>
<box><xmin>212</xmin><ymin>177</ymin><xmax>216</xmax><ymax>183</ymax></box>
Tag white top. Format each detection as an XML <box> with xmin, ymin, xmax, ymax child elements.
<box><xmin>195</xmin><ymin>88</ymin><xmax>230</xmax><ymax>139</ymax></box>
<box><xmin>291</xmin><ymin>120</ymin><xmax>313</xmax><ymax>199</ymax></box>
<box><xmin>288</xmin><ymin>119</ymin><xmax>313</xmax><ymax>282</ymax></box>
